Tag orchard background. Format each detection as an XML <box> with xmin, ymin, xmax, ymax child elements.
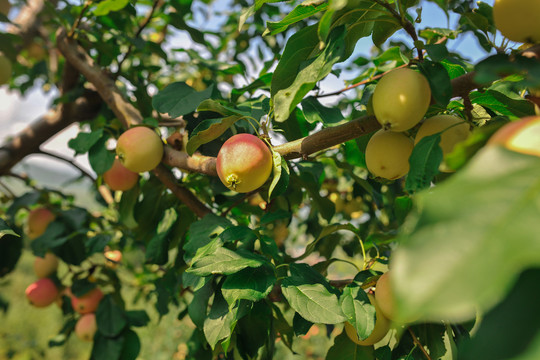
<box><xmin>1</xmin><ymin>0</ymin><xmax>540</xmax><ymax>359</ymax></box>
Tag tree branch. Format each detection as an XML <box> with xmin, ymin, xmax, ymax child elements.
<box><xmin>36</xmin><ymin>150</ymin><xmax>96</xmax><ymax>181</ymax></box>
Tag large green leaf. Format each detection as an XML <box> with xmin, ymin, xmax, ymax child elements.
<box><xmin>222</xmin><ymin>265</ymin><xmax>276</xmax><ymax>306</ymax></box>
<box><xmin>340</xmin><ymin>283</ymin><xmax>375</xmax><ymax>341</ymax></box>
<box><xmin>186</xmin><ymin>116</ymin><xmax>243</xmax><ymax>155</ymax></box>
<box><xmin>93</xmin><ymin>0</ymin><xmax>129</xmax><ymax>16</ymax></box>
<box><xmin>152</xmin><ymin>82</ymin><xmax>214</xmax><ymax>118</ymax></box>
<box><xmin>264</xmin><ymin>2</ymin><xmax>328</xmax><ymax>36</ymax></box>
<box><xmin>405</xmin><ymin>133</ymin><xmax>443</xmax><ymax>193</ymax></box>
<box><xmin>187</xmin><ymin>247</ymin><xmax>267</xmax><ymax>276</ymax></box>
<box><xmin>203</xmin><ymin>293</ymin><xmax>248</xmax><ymax>350</ymax></box>
<box><xmin>326</xmin><ymin>331</ymin><xmax>375</xmax><ymax>359</ymax></box>
<box><xmin>392</xmin><ymin>147</ymin><xmax>540</xmax><ymax>322</ymax></box>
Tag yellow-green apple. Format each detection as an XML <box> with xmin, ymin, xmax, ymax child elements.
<box><xmin>103</xmin><ymin>158</ymin><xmax>139</xmax><ymax>191</ymax></box>
<box><xmin>344</xmin><ymin>294</ymin><xmax>391</xmax><ymax>346</ymax></box>
<box><xmin>34</xmin><ymin>252</ymin><xmax>59</xmax><ymax>278</ymax></box>
<box><xmin>374</xmin><ymin>271</ymin><xmax>396</xmax><ymax>321</ymax></box>
<box><xmin>104</xmin><ymin>249</ymin><xmax>122</xmax><ymax>269</ymax></box>
<box><xmin>216</xmin><ymin>133</ymin><xmax>273</xmax><ymax>193</ymax></box>
<box><xmin>366</xmin><ymin>129</ymin><xmax>414</xmax><ymax>180</ymax></box>
<box><xmin>71</xmin><ymin>287</ymin><xmax>104</xmax><ymax>314</ymax></box>
<box><xmin>25</xmin><ymin>278</ymin><xmax>59</xmax><ymax>308</ymax></box>
<box><xmin>493</xmin><ymin>0</ymin><xmax>540</xmax><ymax>43</ymax></box>
<box><xmin>75</xmin><ymin>313</ymin><xmax>97</xmax><ymax>342</ymax></box>
<box><xmin>26</xmin><ymin>207</ymin><xmax>56</xmax><ymax>240</ymax></box>
<box><xmin>372</xmin><ymin>68</ymin><xmax>431</xmax><ymax>132</ymax></box>
<box><xmin>414</xmin><ymin>115</ymin><xmax>471</xmax><ymax>172</ymax></box>
<box><xmin>489</xmin><ymin>116</ymin><xmax>540</xmax><ymax>157</ymax></box>
<box><xmin>116</xmin><ymin>126</ymin><xmax>164</xmax><ymax>173</ymax></box>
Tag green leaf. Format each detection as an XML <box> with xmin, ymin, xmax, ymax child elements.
<box><xmin>145</xmin><ymin>208</ymin><xmax>178</xmax><ymax>265</ymax></box>
<box><xmin>424</xmin><ymin>44</ymin><xmax>449</xmax><ymax>62</ymax></box>
<box><xmin>392</xmin><ymin>147</ymin><xmax>540</xmax><ymax>323</ymax></box>
<box><xmin>30</xmin><ymin>221</ymin><xmax>69</xmax><ymax>257</ymax></box>
<box><xmin>125</xmin><ymin>310</ymin><xmax>150</xmax><ymax>327</ymax></box>
<box><xmin>301</xmin><ymin>96</ymin><xmax>344</xmax><ymax>125</ymax></box>
<box><xmin>86</xmin><ymin>234</ymin><xmax>111</xmax><ymax>256</ymax></box>
<box><xmin>340</xmin><ymin>284</ymin><xmax>376</xmax><ymax>341</ymax></box>
<box><xmin>88</xmin><ymin>135</ymin><xmax>115</xmax><ymax>175</ymax></box>
<box><xmin>372</xmin><ymin>16</ymin><xmax>401</xmax><ymax>48</ymax></box>
<box><xmin>326</xmin><ymin>331</ymin><xmax>375</xmax><ymax>359</ymax></box>
<box><xmin>187</xmin><ymin>247</ymin><xmax>267</xmax><ymax>276</ymax></box>
<box><xmin>188</xmin><ymin>278</ymin><xmax>214</xmax><ymax>328</ymax></box>
<box><xmin>119</xmin><ymin>329</ymin><xmax>141</xmax><ymax>360</ymax></box>
<box><xmin>68</xmin><ymin>129</ymin><xmax>104</xmax><ymax>155</ymax></box>
<box><xmin>405</xmin><ymin>133</ymin><xmax>443</xmax><ymax>193</ymax></box>
<box><xmin>0</xmin><ymin>220</ymin><xmax>22</xmax><ymax>278</ymax></box>
<box><xmin>96</xmin><ymin>295</ymin><xmax>127</xmax><ymax>337</ymax></box>
<box><xmin>0</xmin><ymin>218</ymin><xmax>19</xmax><ymax>238</ymax></box>
<box><xmin>222</xmin><ymin>265</ymin><xmax>276</xmax><ymax>306</ymax></box>
<box><xmin>418</xmin><ymin>60</ymin><xmax>452</xmax><ymax>107</ymax></box>
<box><xmin>296</xmin><ymin>223</ymin><xmax>359</xmax><ymax>261</ymax></box>
<box><xmin>186</xmin><ymin>116</ymin><xmax>243</xmax><ymax>155</ymax></box>
<box><xmin>152</xmin><ymin>82</ymin><xmax>214</xmax><ymax>118</ymax></box>
<box><xmin>91</xmin><ymin>333</ymin><xmax>125</xmax><ymax>360</ymax></box>
<box><xmin>203</xmin><ymin>293</ymin><xmax>248</xmax><ymax>350</ymax></box>
<box><xmin>265</xmin><ymin>2</ymin><xmax>328</xmax><ymax>36</ymax></box>
<box><xmin>273</xmin><ymin>26</ymin><xmax>346</xmax><ymax>122</ymax></box>
<box><xmin>236</xmin><ymin>301</ymin><xmax>272</xmax><ymax>359</ymax></box>
<box><xmin>93</xmin><ymin>0</ymin><xmax>129</xmax><ymax>16</ymax></box>
<box><xmin>268</xmin><ymin>151</ymin><xmax>289</xmax><ymax>199</ymax></box>
<box><xmin>183</xmin><ymin>214</ymin><xmax>232</xmax><ymax>261</ymax></box>
<box><xmin>293</xmin><ymin>312</ymin><xmax>313</xmax><ymax>336</ymax></box>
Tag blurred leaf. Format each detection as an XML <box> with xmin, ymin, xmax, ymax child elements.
<box><xmin>93</xmin><ymin>0</ymin><xmax>129</xmax><ymax>16</ymax></box>
<box><xmin>92</xmin><ymin>333</ymin><xmax>125</xmax><ymax>360</ymax></box>
<box><xmin>86</xmin><ymin>234</ymin><xmax>111</xmax><ymax>256</ymax></box>
<box><xmin>326</xmin><ymin>331</ymin><xmax>375</xmax><ymax>359</ymax></box>
<box><xmin>96</xmin><ymin>295</ymin><xmax>127</xmax><ymax>337</ymax></box>
<box><xmin>125</xmin><ymin>310</ymin><xmax>150</xmax><ymax>327</ymax></box>
<box><xmin>0</xmin><ymin>220</ymin><xmax>22</xmax><ymax>277</ymax></box>
<box><xmin>119</xmin><ymin>329</ymin><xmax>141</xmax><ymax>360</ymax></box>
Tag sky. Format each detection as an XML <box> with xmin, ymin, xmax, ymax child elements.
<box><xmin>0</xmin><ymin>0</ymin><xmax>497</xmax><ymax>180</ymax></box>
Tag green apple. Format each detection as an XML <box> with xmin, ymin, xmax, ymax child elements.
<box><xmin>366</xmin><ymin>129</ymin><xmax>414</xmax><ymax>180</ymax></box>
<box><xmin>116</xmin><ymin>127</ymin><xmax>164</xmax><ymax>173</ymax></box>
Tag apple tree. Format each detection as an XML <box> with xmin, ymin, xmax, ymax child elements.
<box><xmin>1</xmin><ymin>0</ymin><xmax>540</xmax><ymax>359</ymax></box>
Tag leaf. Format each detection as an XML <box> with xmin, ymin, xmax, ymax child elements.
<box><xmin>340</xmin><ymin>284</ymin><xmax>376</xmax><ymax>341</ymax></box>
<box><xmin>418</xmin><ymin>60</ymin><xmax>452</xmax><ymax>107</ymax></box>
<box><xmin>86</xmin><ymin>234</ymin><xmax>111</xmax><ymax>256</ymax></box>
<box><xmin>119</xmin><ymin>329</ymin><xmax>141</xmax><ymax>360</ymax></box>
<box><xmin>183</xmin><ymin>214</ymin><xmax>232</xmax><ymax>262</ymax></box>
<box><xmin>425</xmin><ymin>44</ymin><xmax>449</xmax><ymax>62</ymax></box>
<box><xmin>93</xmin><ymin>0</ymin><xmax>129</xmax><ymax>16</ymax></box>
<box><xmin>145</xmin><ymin>208</ymin><xmax>178</xmax><ymax>265</ymax></box>
<box><xmin>236</xmin><ymin>301</ymin><xmax>272</xmax><ymax>359</ymax></box>
<box><xmin>88</xmin><ymin>135</ymin><xmax>115</xmax><ymax>175</ymax></box>
<box><xmin>268</xmin><ymin>151</ymin><xmax>289</xmax><ymax>200</ymax></box>
<box><xmin>186</xmin><ymin>116</ymin><xmax>243</xmax><ymax>155</ymax></box>
<box><xmin>203</xmin><ymin>293</ymin><xmax>248</xmax><ymax>349</ymax></box>
<box><xmin>265</xmin><ymin>2</ymin><xmax>328</xmax><ymax>36</ymax></box>
<box><xmin>0</xmin><ymin>218</ymin><xmax>19</xmax><ymax>238</ymax></box>
<box><xmin>0</xmin><ymin>221</ymin><xmax>22</xmax><ymax>278</ymax></box>
<box><xmin>273</xmin><ymin>26</ymin><xmax>346</xmax><ymax>122</ymax></box>
<box><xmin>372</xmin><ymin>15</ymin><xmax>401</xmax><ymax>48</ymax></box>
<box><xmin>152</xmin><ymin>82</ymin><xmax>214</xmax><ymax>118</ymax></box>
<box><xmin>125</xmin><ymin>310</ymin><xmax>150</xmax><ymax>327</ymax></box>
<box><xmin>91</xmin><ymin>333</ymin><xmax>125</xmax><ymax>360</ymax></box>
<box><xmin>188</xmin><ymin>278</ymin><xmax>214</xmax><ymax>328</ymax></box>
<box><xmin>187</xmin><ymin>247</ymin><xmax>267</xmax><ymax>276</ymax></box>
<box><xmin>392</xmin><ymin>147</ymin><xmax>540</xmax><ymax>323</ymax></box>
<box><xmin>68</xmin><ymin>129</ymin><xmax>104</xmax><ymax>155</ymax></box>
<box><xmin>30</xmin><ymin>221</ymin><xmax>69</xmax><ymax>257</ymax></box>
<box><xmin>222</xmin><ymin>265</ymin><xmax>276</xmax><ymax>306</ymax></box>
<box><xmin>326</xmin><ymin>331</ymin><xmax>375</xmax><ymax>359</ymax></box>
<box><xmin>96</xmin><ymin>295</ymin><xmax>127</xmax><ymax>337</ymax></box>
<box><xmin>296</xmin><ymin>223</ymin><xmax>359</xmax><ymax>261</ymax></box>
<box><xmin>405</xmin><ymin>133</ymin><xmax>443</xmax><ymax>193</ymax></box>
<box><xmin>301</xmin><ymin>96</ymin><xmax>344</xmax><ymax>125</ymax></box>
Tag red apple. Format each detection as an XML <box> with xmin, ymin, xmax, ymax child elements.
<box><xmin>489</xmin><ymin>116</ymin><xmax>540</xmax><ymax>157</ymax></box>
<box><xmin>116</xmin><ymin>126</ymin><xmax>164</xmax><ymax>173</ymax></box>
<box><xmin>26</xmin><ymin>207</ymin><xmax>56</xmax><ymax>240</ymax></box>
<box><xmin>216</xmin><ymin>134</ymin><xmax>273</xmax><ymax>193</ymax></box>
<box><xmin>75</xmin><ymin>313</ymin><xmax>97</xmax><ymax>342</ymax></box>
<box><xmin>103</xmin><ymin>158</ymin><xmax>139</xmax><ymax>191</ymax></box>
<box><xmin>71</xmin><ymin>287</ymin><xmax>104</xmax><ymax>314</ymax></box>
<box><xmin>104</xmin><ymin>249</ymin><xmax>122</xmax><ymax>269</ymax></box>
<box><xmin>25</xmin><ymin>278</ymin><xmax>59</xmax><ymax>308</ymax></box>
<box><xmin>34</xmin><ymin>252</ymin><xmax>59</xmax><ymax>278</ymax></box>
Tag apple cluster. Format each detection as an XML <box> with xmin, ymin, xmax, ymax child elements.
<box><xmin>366</xmin><ymin>68</ymin><xmax>471</xmax><ymax>180</ymax></box>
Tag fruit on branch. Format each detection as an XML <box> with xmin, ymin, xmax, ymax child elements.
<box><xmin>493</xmin><ymin>0</ymin><xmax>540</xmax><ymax>43</ymax></box>
<box><xmin>344</xmin><ymin>294</ymin><xmax>391</xmax><ymax>346</ymax></box>
<box><xmin>75</xmin><ymin>313</ymin><xmax>97</xmax><ymax>342</ymax></box>
<box><xmin>116</xmin><ymin>126</ymin><xmax>164</xmax><ymax>173</ymax></box>
<box><xmin>414</xmin><ymin>115</ymin><xmax>471</xmax><ymax>172</ymax></box>
<box><xmin>374</xmin><ymin>271</ymin><xmax>396</xmax><ymax>321</ymax></box>
<box><xmin>489</xmin><ymin>116</ymin><xmax>540</xmax><ymax>157</ymax></box>
<box><xmin>103</xmin><ymin>158</ymin><xmax>139</xmax><ymax>191</ymax></box>
<box><xmin>104</xmin><ymin>249</ymin><xmax>122</xmax><ymax>269</ymax></box>
<box><xmin>0</xmin><ymin>0</ymin><xmax>10</xmax><ymax>16</ymax></box>
<box><xmin>372</xmin><ymin>68</ymin><xmax>431</xmax><ymax>132</ymax></box>
<box><xmin>71</xmin><ymin>287</ymin><xmax>104</xmax><ymax>314</ymax></box>
<box><xmin>25</xmin><ymin>278</ymin><xmax>59</xmax><ymax>308</ymax></box>
<box><xmin>216</xmin><ymin>133</ymin><xmax>273</xmax><ymax>193</ymax></box>
<box><xmin>26</xmin><ymin>207</ymin><xmax>56</xmax><ymax>240</ymax></box>
<box><xmin>0</xmin><ymin>53</ymin><xmax>11</xmax><ymax>85</ymax></box>
<box><xmin>365</xmin><ymin>129</ymin><xmax>414</xmax><ymax>180</ymax></box>
<box><xmin>34</xmin><ymin>252</ymin><xmax>59</xmax><ymax>278</ymax></box>
<box><xmin>26</xmin><ymin>42</ymin><xmax>47</xmax><ymax>61</ymax></box>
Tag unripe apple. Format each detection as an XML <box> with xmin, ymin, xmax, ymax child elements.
<box><xmin>489</xmin><ymin>116</ymin><xmax>540</xmax><ymax>157</ymax></box>
<box><xmin>365</xmin><ymin>129</ymin><xmax>414</xmax><ymax>180</ymax></box>
<box><xmin>372</xmin><ymin>68</ymin><xmax>431</xmax><ymax>132</ymax></box>
<box><xmin>414</xmin><ymin>115</ymin><xmax>471</xmax><ymax>172</ymax></box>
<box><xmin>0</xmin><ymin>53</ymin><xmax>12</xmax><ymax>85</ymax></box>
<box><xmin>25</xmin><ymin>278</ymin><xmax>59</xmax><ymax>308</ymax></box>
<box><xmin>34</xmin><ymin>252</ymin><xmax>59</xmax><ymax>278</ymax></box>
<box><xmin>344</xmin><ymin>294</ymin><xmax>391</xmax><ymax>346</ymax></box>
<box><xmin>103</xmin><ymin>158</ymin><xmax>139</xmax><ymax>191</ymax></box>
<box><xmin>26</xmin><ymin>42</ymin><xmax>47</xmax><ymax>61</ymax></box>
<box><xmin>104</xmin><ymin>249</ymin><xmax>122</xmax><ymax>268</ymax></box>
<box><xmin>0</xmin><ymin>0</ymin><xmax>10</xmax><ymax>16</ymax></box>
<box><xmin>116</xmin><ymin>126</ymin><xmax>164</xmax><ymax>173</ymax></box>
<box><xmin>216</xmin><ymin>134</ymin><xmax>273</xmax><ymax>193</ymax></box>
<box><xmin>26</xmin><ymin>207</ymin><xmax>56</xmax><ymax>240</ymax></box>
<box><xmin>71</xmin><ymin>287</ymin><xmax>104</xmax><ymax>314</ymax></box>
<box><xmin>493</xmin><ymin>0</ymin><xmax>540</xmax><ymax>43</ymax></box>
<box><xmin>75</xmin><ymin>313</ymin><xmax>97</xmax><ymax>342</ymax></box>
<box><xmin>374</xmin><ymin>272</ymin><xmax>396</xmax><ymax>321</ymax></box>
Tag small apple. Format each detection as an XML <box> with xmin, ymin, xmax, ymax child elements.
<box><xmin>75</xmin><ymin>313</ymin><xmax>97</xmax><ymax>342</ymax></box>
<box><xmin>216</xmin><ymin>134</ymin><xmax>273</xmax><ymax>193</ymax></box>
<box><xmin>489</xmin><ymin>116</ymin><xmax>540</xmax><ymax>157</ymax></box>
<box><xmin>25</xmin><ymin>278</ymin><xmax>59</xmax><ymax>308</ymax></box>
<box><xmin>372</xmin><ymin>68</ymin><xmax>431</xmax><ymax>132</ymax></box>
<box><xmin>493</xmin><ymin>0</ymin><xmax>540</xmax><ymax>43</ymax></box>
<box><xmin>344</xmin><ymin>294</ymin><xmax>391</xmax><ymax>346</ymax></box>
<box><xmin>104</xmin><ymin>249</ymin><xmax>122</xmax><ymax>268</ymax></box>
<box><xmin>103</xmin><ymin>158</ymin><xmax>139</xmax><ymax>191</ymax></box>
<box><xmin>365</xmin><ymin>129</ymin><xmax>414</xmax><ymax>180</ymax></box>
<box><xmin>0</xmin><ymin>53</ymin><xmax>13</xmax><ymax>86</ymax></box>
<box><xmin>34</xmin><ymin>252</ymin><xmax>59</xmax><ymax>278</ymax></box>
<box><xmin>71</xmin><ymin>287</ymin><xmax>104</xmax><ymax>314</ymax></box>
<box><xmin>116</xmin><ymin>126</ymin><xmax>164</xmax><ymax>173</ymax></box>
<box><xmin>26</xmin><ymin>207</ymin><xmax>56</xmax><ymax>240</ymax></box>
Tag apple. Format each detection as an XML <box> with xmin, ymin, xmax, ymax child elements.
<box><xmin>71</xmin><ymin>287</ymin><xmax>104</xmax><ymax>314</ymax></box>
<box><xmin>34</xmin><ymin>252</ymin><xmax>59</xmax><ymax>278</ymax></box>
<box><xmin>104</xmin><ymin>249</ymin><xmax>122</xmax><ymax>268</ymax></box>
<box><xmin>26</xmin><ymin>207</ymin><xmax>56</xmax><ymax>240</ymax></box>
<box><xmin>365</xmin><ymin>129</ymin><xmax>414</xmax><ymax>180</ymax></box>
<box><xmin>216</xmin><ymin>133</ymin><xmax>273</xmax><ymax>193</ymax></box>
<box><xmin>372</xmin><ymin>68</ymin><xmax>431</xmax><ymax>132</ymax></box>
<box><xmin>374</xmin><ymin>271</ymin><xmax>396</xmax><ymax>321</ymax></box>
<box><xmin>75</xmin><ymin>313</ymin><xmax>97</xmax><ymax>342</ymax></box>
<box><xmin>493</xmin><ymin>0</ymin><xmax>540</xmax><ymax>43</ymax></box>
<box><xmin>489</xmin><ymin>116</ymin><xmax>540</xmax><ymax>157</ymax></box>
<box><xmin>103</xmin><ymin>158</ymin><xmax>139</xmax><ymax>191</ymax></box>
<box><xmin>414</xmin><ymin>115</ymin><xmax>471</xmax><ymax>172</ymax></box>
<box><xmin>26</xmin><ymin>42</ymin><xmax>47</xmax><ymax>61</ymax></box>
<box><xmin>0</xmin><ymin>0</ymin><xmax>10</xmax><ymax>16</ymax></box>
<box><xmin>0</xmin><ymin>53</ymin><xmax>12</xmax><ymax>85</ymax></box>
<box><xmin>344</xmin><ymin>294</ymin><xmax>391</xmax><ymax>346</ymax></box>
<box><xmin>116</xmin><ymin>126</ymin><xmax>164</xmax><ymax>173</ymax></box>
<box><xmin>25</xmin><ymin>278</ymin><xmax>59</xmax><ymax>308</ymax></box>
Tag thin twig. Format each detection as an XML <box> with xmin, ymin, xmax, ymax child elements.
<box><xmin>68</xmin><ymin>1</ymin><xmax>92</xmax><ymax>38</ymax></box>
<box><xmin>36</xmin><ymin>150</ymin><xmax>96</xmax><ymax>181</ymax></box>
<box><xmin>408</xmin><ymin>328</ymin><xmax>432</xmax><ymax>360</ymax></box>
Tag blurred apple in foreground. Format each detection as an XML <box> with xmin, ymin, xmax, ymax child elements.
<box><xmin>489</xmin><ymin>116</ymin><xmax>540</xmax><ymax>157</ymax></box>
<box><xmin>27</xmin><ymin>208</ymin><xmax>56</xmax><ymax>240</ymax></box>
<box><xmin>34</xmin><ymin>252</ymin><xmax>59</xmax><ymax>278</ymax></box>
<box><xmin>75</xmin><ymin>313</ymin><xmax>97</xmax><ymax>342</ymax></box>
<box><xmin>25</xmin><ymin>278</ymin><xmax>59</xmax><ymax>308</ymax></box>
<box><xmin>71</xmin><ymin>287</ymin><xmax>104</xmax><ymax>314</ymax></box>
